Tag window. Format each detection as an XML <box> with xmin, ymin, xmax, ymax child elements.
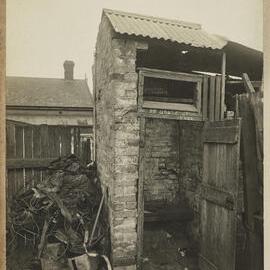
<box><xmin>144</xmin><ymin>77</ymin><xmax>196</xmax><ymax>104</ymax></box>
<box><xmin>138</xmin><ymin>68</ymin><xmax>202</xmax><ymax>113</ymax></box>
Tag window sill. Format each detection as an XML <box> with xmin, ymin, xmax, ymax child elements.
<box><xmin>142</xmin><ymin>101</ymin><xmax>198</xmax><ymax>112</ymax></box>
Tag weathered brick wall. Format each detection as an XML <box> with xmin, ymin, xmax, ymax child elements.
<box><xmin>94</xmin><ymin>15</ymin><xmax>116</xmax><ymax>261</ymax></box>
<box><xmin>94</xmin><ymin>14</ymin><xmax>148</xmax><ymax>269</ymax></box>
<box><xmin>143</xmin><ymin>118</ymin><xmax>203</xmax><ymax>244</ymax></box>
<box><xmin>110</xmin><ymin>37</ymin><xmax>141</xmax><ymax>268</ymax></box>
<box><xmin>178</xmin><ymin>121</ymin><xmax>204</xmax><ymax>244</ymax></box>
<box><xmin>144</xmin><ymin>118</ymin><xmax>180</xmax><ymax>204</ymax></box>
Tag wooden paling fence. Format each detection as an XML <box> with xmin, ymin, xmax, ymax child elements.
<box><xmin>6</xmin><ymin>120</ymin><xmax>92</xmax><ymax>202</ymax></box>
<box><xmin>238</xmin><ymin>73</ymin><xmax>263</xmax><ymax>270</ymax></box>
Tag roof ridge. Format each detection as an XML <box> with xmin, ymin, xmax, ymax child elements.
<box><xmin>6</xmin><ymin>76</ymin><xmax>87</xmax><ymax>81</ymax></box>
<box><xmin>103</xmin><ymin>8</ymin><xmax>201</xmax><ymax>30</ymax></box>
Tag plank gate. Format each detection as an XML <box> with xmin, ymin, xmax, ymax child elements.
<box><xmin>6</xmin><ymin>120</ymin><xmax>92</xmax><ymax>203</ymax></box>
<box><xmin>199</xmin><ymin>119</ymin><xmax>241</xmax><ymax>270</ymax></box>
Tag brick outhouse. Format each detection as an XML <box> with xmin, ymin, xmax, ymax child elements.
<box><xmin>93</xmin><ymin>9</ymin><xmax>263</xmax><ymax>270</ymax></box>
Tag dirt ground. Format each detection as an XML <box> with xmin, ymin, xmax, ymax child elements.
<box><xmin>6</xmin><ymin>241</ymin><xmax>41</xmax><ymax>270</ymax></box>
<box><xmin>143</xmin><ymin>222</ymin><xmax>199</xmax><ymax>270</ymax></box>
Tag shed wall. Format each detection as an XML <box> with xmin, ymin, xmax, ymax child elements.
<box><xmin>144</xmin><ymin>119</ymin><xmax>203</xmax><ymax>244</ymax></box>
<box><xmin>94</xmin><ymin>15</ymin><xmax>148</xmax><ymax>269</ymax></box>
<box><xmin>144</xmin><ymin>118</ymin><xmax>180</xmax><ymax>203</ymax></box>
<box><xmin>178</xmin><ymin>121</ymin><xmax>204</xmax><ymax>244</ymax></box>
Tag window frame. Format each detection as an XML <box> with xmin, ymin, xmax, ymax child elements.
<box><xmin>138</xmin><ymin>68</ymin><xmax>203</xmax><ymax>115</ymax></box>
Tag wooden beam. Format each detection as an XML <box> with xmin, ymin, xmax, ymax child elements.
<box><xmin>137</xmin><ymin>116</ymin><xmax>145</xmax><ymax>270</ymax></box>
<box><xmin>203</xmin><ymin>126</ymin><xmax>239</xmax><ymax>144</ymax></box>
<box><xmin>201</xmin><ymin>184</ymin><xmax>235</xmax><ymax>210</ymax></box>
<box><xmin>202</xmin><ymin>75</ymin><xmax>209</xmax><ymax>120</ymax></box>
<box><xmin>220</xmin><ymin>52</ymin><xmax>226</xmax><ymax>120</ymax></box>
<box><xmin>137</xmin><ymin>67</ymin><xmax>203</xmax><ymax>82</ymax></box>
<box><xmin>7</xmin><ymin>158</ymin><xmax>56</xmax><ymax>169</ymax></box>
<box><xmin>214</xmin><ymin>75</ymin><xmax>221</xmax><ymax>120</ymax></box>
<box><xmin>238</xmin><ymin>94</ymin><xmax>261</xmax><ymax>228</ymax></box>
<box><xmin>209</xmin><ymin>76</ymin><xmax>216</xmax><ymax>121</ymax></box>
<box><xmin>138</xmin><ymin>111</ymin><xmax>203</xmax><ymax>121</ymax></box>
<box><xmin>142</xmin><ymin>101</ymin><xmax>198</xmax><ymax>112</ymax></box>
<box><xmin>226</xmin><ymin>80</ymin><xmax>262</xmax><ymax>89</ymax></box>
<box><xmin>242</xmin><ymin>73</ymin><xmax>256</xmax><ymax>93</ymax></box>
<box><xmin>137</xmin><ymin>71</ymin><xmax>144</xmax><ymax>113</ymax></box>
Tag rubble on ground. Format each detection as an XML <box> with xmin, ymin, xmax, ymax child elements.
<box><xmin>7</xmin><ymin>154</ymin><xmax>108</xmax><ymax>270</ymax></box>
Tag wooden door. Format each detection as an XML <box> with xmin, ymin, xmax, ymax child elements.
<box><xmin>199</xmin><ymin>119</ymin><xmax>241</xmax><ymax>270</ymax></box>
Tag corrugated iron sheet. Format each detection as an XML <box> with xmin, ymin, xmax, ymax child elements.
<box><xmin>104</xmin><ymin>9</ymin><xmax>227</xmax><ymax>49</ymax></box>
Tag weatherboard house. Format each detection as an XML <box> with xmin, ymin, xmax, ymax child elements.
<box><xmin>94</xmin><ymin>9</ymin><xmax>262</xmax><ymax>270</ymax></box>
<box><xmin>6</xmin><ymin>60</ymin><xmax>93</xmax><ymax>127</ymax></box>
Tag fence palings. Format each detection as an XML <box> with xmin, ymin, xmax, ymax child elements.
<box><xmin>238</xmin><ymin>93</ymin><xmax>263</xmax><ymax>270</ymax></box>
<box><xmin>6</xmin><ymin>121</ymin><xmax>91</xmax><ymax>201</ymax></box>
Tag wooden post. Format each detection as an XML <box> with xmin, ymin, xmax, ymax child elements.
<box><xmin>202</xmin><ymin>75</ymin><xmax>209</xmax><ymax>120</ymax></box>
<box><xmin>238</xmin><ymin>94</ymin><xmax>263</xmax><ymax>270</ymax></box>
<box><xmin>138</xmin><ymin>71</ymin><xmax>144</xmax><ymax>113</ymax></box>
<box><xmin>214</xmin><ymin>75</ymin><xmax>221</xmax><ymax>120</ymax></box>
<box><xmin>220</xmin><ymin>52</ymin><xmax>226</xmax><ymax>120</ymax></box>
<box><xmin>242</xmin><ymin>73</ymin><xmax>256</xmax><ymax>93</ymax></box>
<box><xmin>209</xmin><ymin>76</ymin><xmax>216</xmax><ymax>121</ymax></box>
<box><xmin>137</xmin><ymin>116</ymin><xmax>145</xmax><ymax>270</ymax></box>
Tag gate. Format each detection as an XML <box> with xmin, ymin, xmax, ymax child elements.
<box><xmin>199</xmin><ymin>119</ymin><xmax>241</xmax><ymax>270</ymax></box>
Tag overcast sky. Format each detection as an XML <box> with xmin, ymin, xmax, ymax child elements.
<box><xmin>6</xmin><ymin>0</ymin><xmax>263</xmax><ymax>87</ymax></box>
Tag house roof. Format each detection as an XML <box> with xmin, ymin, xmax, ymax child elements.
<box><xmin>6</xmin><ymin>76</ymin><xmax>93</xmax><ymax>109</ymax></box>
<box><xmin>103</xmin><ymin>9</ymin><xmax>227</xmax><ymax>50</ymax></box>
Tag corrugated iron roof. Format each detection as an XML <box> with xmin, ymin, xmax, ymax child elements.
<box><xmin>104</xmin><ymin>9</ymin><xmax>227</xmax><ymax>49</ymax></box>
<box><xmin>6</xmin><ymin>76</ymin><xmax>93</xmax><ymax>108</ymax></box>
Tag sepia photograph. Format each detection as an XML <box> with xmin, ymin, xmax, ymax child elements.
<box><xmin>1</xmin><ymin>0</ymin><xmax>265</xmax><ymax>269</ymax></box>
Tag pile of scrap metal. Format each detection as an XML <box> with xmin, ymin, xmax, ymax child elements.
<box><xmin>7</xmin><ymin>154</ymin><xmax>111</xmax><ymax>270</ymax></box>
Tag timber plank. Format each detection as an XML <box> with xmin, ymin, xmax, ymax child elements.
<box><xmin>209</xmin><ymin>76</ymin><xmax>216</xmax><ymax>121</ymax></box>
<box><xmin>138</xmin><ymin>71</ymin><xmax>144</xmax><ymax>112</ymax></box>
<box><xmin>33</xmin><ymin>125</ymin><xmax>42</xmax><ymax>184</ymax></box>
<box><xmin>15</xmin><ymin>126</ymin><xmax>24</xmax><ymax>192</ymax></box>
<box><xmin>48</xmin><ymin>126</ymin><xmax>60</xmax><ymax>157</ymax></box>
<box><xmin>238</xmin><ymin>94</ymin><xmax>263</xmax><ymax>270</ymax></box>
<box><xmin>200</xmin><ymin>119</ymin><xmax>241</xmax><ymax>270</ymax></box>
<box><xmin>250</xmin><ymin>92</ymin><xmax>263</xmax><ymax>186</ymax></box>
<box><xmin>138</xmin><ymin>67</ymin><xmax>203</xmax><ymax>82</ymax></box>
<box><xmin>196</xmin><ymin>81</ymin><xmax>202</xmax><ymax>115</ymax></box>
<box><xmin>137</xmin><ymin>117</ymin><xmax>145</xmax><ymax>270</ymax></box>
<box><xmin>238</xmin><ymin>95</ymin><xmax>261</xmax><ymax>228</ymax></box>
<box><xmin>24</xmin><ymin>126</ymin><xmax>33</xmax><ymax>188</ymax></box>
<box><xmin>6</xmin><ymin>122</ymin><xmax>16</xmax><ymax>201</ymax></box>
<box><xmin>214</xmin><ymin>76</ymin><xmax>221</xmax><ymax>120</ymax></box>
<box><xmin>73</xmin><ymin>127</ymin><xmax>80</xmax><ymax>156</ymax></box>
<box><xmin>40</xmin><ymin>125</ymin><xmax>49</xmax><ymax>158</ymax></box>
<box><xmin>7</xmin><ymin>158</ymin><xmax>56</xmax><ymax>169</ymax></box>
<box><xmin>40</xmin><ymin>125</ymin><xmax>49</xmax><ymax>181</ymax></box>
<box><xmin>220</xmin><ymin>52</ymin><xmax>226</xmax><ymax>120</ymax></box>
<box><xmin>6</xmin><ymin>122</ymin><xmax>16</xmax><ymax>159</ymax></box>
<box><xmin>242</xmin><ymin>73</ymin><xmax>256</xmax><ymax>93</ymax></box>
<box><xmin>202</xmin><ymin>75</ymin><xmax>209</xmax><ymax>120</ymax></box>
<box><xmin>60</xmin><ymin>126</ymin><xmax>71</xmax><ymax>156</ymax></box>
<box><xmin>203</xmin><ymin>126</ymin><xmax>239</xmax><ymax>144</ymax></box>
<box><xmin>201</xmin><ymin>184</ymin><xmax>235</xmax><ymax>210</ymax></box>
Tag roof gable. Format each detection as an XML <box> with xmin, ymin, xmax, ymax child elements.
<box><xmin>6</xmin><ymin>77</ymin><xmax>93</xmax><ymax>108</ymax></box>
